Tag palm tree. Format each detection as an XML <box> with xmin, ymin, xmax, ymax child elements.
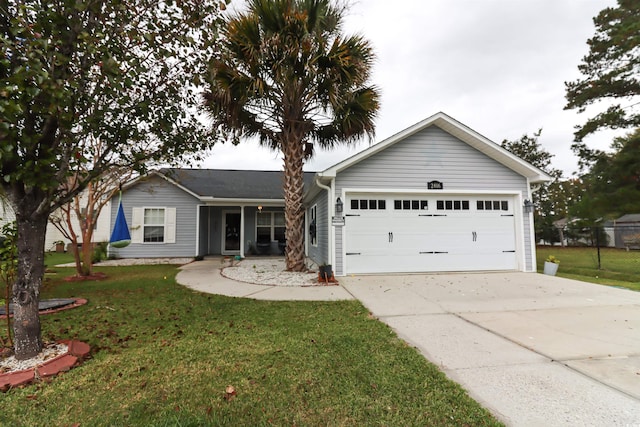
<box><xmin>204</xmin><ymin>0</ymin><xmax>380</xmax><ymax>271</ymax></box>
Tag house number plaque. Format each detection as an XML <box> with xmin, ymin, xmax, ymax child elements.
<box><xmin>428</xmin><ymin>180</ymin><xmax>443</xmax><ymax>190</ymax></box>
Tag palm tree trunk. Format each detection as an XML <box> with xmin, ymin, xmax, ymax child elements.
<box><xmin>282</xmin><ymin>137</ymin><xmax>306</xmax><ymax>272</ymax></box>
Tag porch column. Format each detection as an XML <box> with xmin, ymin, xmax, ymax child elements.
<box><xmin>240</xmin><ymin>205</ymin><xmax>245</xmax><ymax>258</ymax></box>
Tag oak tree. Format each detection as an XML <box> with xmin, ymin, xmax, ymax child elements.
<box><xmin>0</xmin><ymin>0</ymin><xmax>222</xmax><ymax>359</ymax></box>
<box><xmin>501</xmin><ymin>130</ymin><xmax>564</xmax><ymax>242</ymax></box>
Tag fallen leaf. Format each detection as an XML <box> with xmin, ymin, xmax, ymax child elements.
<box><xmin>224</xmin><ymin>385</ymin><xmax>237</xmax><ymax>401</ymax></box>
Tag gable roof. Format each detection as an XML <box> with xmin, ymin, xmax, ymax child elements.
<box><xmin>317</xmin><ymin>112</ymin><xmax>552</xmax><ymax>184</ymax></box>
<box><xmin>615</xmin><ymin>214</ymin><xmax>640</xmax><ymax>223</ymax></box>
<box><xmin>154</xmin><ymin>168</ymin><xmax>316</xmax><ymax>201</ymax></box>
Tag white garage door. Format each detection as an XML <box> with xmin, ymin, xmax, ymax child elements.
<box><xmin>345</xmin><ymin>194</ymin><xmax>517</xmax><ymax>274</ymax></box>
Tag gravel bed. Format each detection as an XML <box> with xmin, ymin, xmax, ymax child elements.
<box><xmin>57</xmin><ymin>258</ymin><xmax>194</xmax><ymax>267</ymax></box>
<box><xmin>221</xmin><ymin>258</ymin><xmax>319</xmax><ymax>286</ymax></box>
<box><xmin>1</xmin><ymin>343</ymin><xmax>68</xmax><ymax>374</ymax></box>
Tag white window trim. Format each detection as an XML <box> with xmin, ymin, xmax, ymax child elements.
<box><xmin>131</xmin><ymin>207</ymin><xmax>176</xmax><ymax>244</ymax></box>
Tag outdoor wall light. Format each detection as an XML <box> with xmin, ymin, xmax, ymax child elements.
<box><xmin>257</xmin><ymin>205</ymin><xmax>263</xmax><ymax>213</ymax></box>
<box><xmin>335</xmin><ymin>197</ymin><xmax>343</xmax><ymax>214</ymax></box>
<box><xmin>523</xmin><ymin>199</ymin><xmax>535</xmax><ymax>214</ymax></box>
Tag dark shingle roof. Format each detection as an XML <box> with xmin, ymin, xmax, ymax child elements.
<box><xmin>615</xmin><ymin>214</ymin><xmax>640</xmax><ymax>223</ymax></box>
<box><xmin>159</xmin><ymin>168</ymin><xmax>316</xmax><ymax>200</ymax></box>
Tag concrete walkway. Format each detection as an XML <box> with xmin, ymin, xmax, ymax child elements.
<box><xmin>177</xmin><ymin>259</ymin><xmax>353</xmax><ymax>301</ymax></box>
<box><xmin>176</xmin><ymin>260</ymin><xmax>640</xmax><ymax>426</ymax></box>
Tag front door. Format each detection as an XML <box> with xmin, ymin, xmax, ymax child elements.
<box><xmin>223</xmin><ymin>211</ymin><xmax>241</xmax><ymax>254</ymax></box>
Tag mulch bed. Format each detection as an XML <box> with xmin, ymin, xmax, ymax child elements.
<box><xmin>63</xmin><ymin>272</ymin><xmax>108</xmax><ymax>282</ymax></box>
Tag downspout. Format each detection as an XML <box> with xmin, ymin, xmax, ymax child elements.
<box><xmin>315</xmin><ymin>178</ymin><xmax>333</xmax><ymax>267</ymax></box>
<box><xmin>526</xmin><ymin>178</ymin><xmax>537</xmax><ymax>272</ymax></box>
<box><xmin>195</xmin><ymin>205</ymin><xmax>202</xmax><ymax>257</ymax></box>
<box><xmin>240</xmin><ymin>205</ymin><xmax>245</xmax><ymax>258</ymax></box>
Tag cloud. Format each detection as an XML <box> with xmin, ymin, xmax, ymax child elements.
<box><xmin>200</xmin><ymin>0</ymin><xmax>619</xmax><ymax>176</ymax></box>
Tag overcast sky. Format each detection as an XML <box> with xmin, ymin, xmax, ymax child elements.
<box><xmin>197</xmin><ymin>0</ymin><xmax>619</xmax><ymax>177</ymax></box>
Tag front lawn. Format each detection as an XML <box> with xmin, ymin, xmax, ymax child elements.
<box><xmin>1</xmin><ymin>264</ymin><xmax>501</xmax><ymax>426</ymax></box>
<box><xmin>537</xmin><ymin>246</ymin><xmax>640</xmax><ymax>291</ymax></box>
<box><xmin>44</xmin><ymin>250</ymin><xmax>76</xmax><ymax>268</ymax></box>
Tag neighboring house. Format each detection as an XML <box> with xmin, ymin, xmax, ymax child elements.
<box><xmin>0</xmin><ymin>195</ymin><xmax>111</xmax><ymax>252</ymax></box>
<box><xmin>0</xmin><ymin>203</ymin><xmax>16</xmax><ymax>233</ymax></box>
<box><xmin>113</xmin><ymin>112</ymin><xmax>551</xmax><ymax>275</ymax></box>
<box><xmin>552</xmin><ymin>217</ymin><xmax>616</xmax><ymax>248</ymax></box>
<box><xmin>614</xmin><ymin>214</ymin><xmax>640</xmax><ymax>250</ymax></box>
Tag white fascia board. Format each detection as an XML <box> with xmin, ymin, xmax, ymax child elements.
<box><xmin>199</xmin><ymin>197</ymin><xmax>285</xmax><ymax>206</ymax></box>
<box><xmin>122</xmin><ymin>170</ymin><xmax>202</xmax><ymax>200</ymax></box>
<box><xmin>319</xmin><ymin>112</ymin><xmax>553</xmax><ymax>184</ymax></box>
<box><xmin>437</xmin><ymin>118</ymin><xmax>552</xmax><ymax>184</ymax></box>
<box><xmin>303</xmin><ymin>173</ymin><xmax>331</xmax><ymax>202</ymax></box>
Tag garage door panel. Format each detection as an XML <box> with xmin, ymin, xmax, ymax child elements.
<box><xmin>345</xmin><ymin>216</ymin><xmax>390</xmax><ymax>253</ymax></box>
<box><xmin>345</xmin><ymin>194</ymin><xmax>518</xmax><ymax>274</ymax></box>
<box><xmin>347</xmin><ymin>253</ymin><xmax>441</xmax><ymax>274</ymax></box>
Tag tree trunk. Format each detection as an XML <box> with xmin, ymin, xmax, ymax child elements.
<box><xmin>80</xmin><ymin>188</ymin><xmax>96</xmax><ymax>276</ymax></box>
<box><xmin>71</xmin><ymin>242</ymin><xmax>83</xmax><ymax>276</ymax></box>
<box><xmin>81</xmin><ymin>240</ymin><xmax>93</xmax><ymax>276</ymax></box>
<box><xmin>12</xmin><ymin>212</ymin><xmax>47</xmax><ymax>359</ymax></box>
<box><xmin>64</xmin><ymin>205</ymin><xmax>84</xmax><ymax>276</ymax></box>
<box><xmin>282</xmin><ymin>138</ymin><xmax>306</xmax><ymax>272</ymax></box>
<box><xmin>82</xmin><ymin>219</ymin><xmax>93</xmax><ymax>276</ymax></box>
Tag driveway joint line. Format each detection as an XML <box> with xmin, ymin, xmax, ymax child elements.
<box><xmin>450</xmin><ymin>311</ymin><xmax>640</xmax><ymax>403</ymax></box>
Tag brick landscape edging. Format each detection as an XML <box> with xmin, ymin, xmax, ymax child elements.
<box><xmin>0</xmin><ymin>340</ymin><xmax>90</xmax><ymax>391</ymax></box>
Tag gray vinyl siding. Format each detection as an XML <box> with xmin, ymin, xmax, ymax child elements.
<box><xmin>307</xmin><ymin>191</ymin><xmax>329</xmax><ymax>265</ymax></box>
<box><xmin>334</xmin><ymin>125</ymin><xmax>533</xmax><ymax>275</ymax></box>
<box><xmin>109</xmin><ymin>176</ymin><xmax>199</xmax><ymax>258</ymax></box>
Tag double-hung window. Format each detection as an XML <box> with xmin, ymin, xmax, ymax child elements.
<box><xmin>256</xmin><ymin>211</ymin><xmax>285</xmax><ymax>242</ymax></box>
<box><xmin>143</xmin><ymin>208</ymin><xmax>165</xmax><ymax>243</ymax></box>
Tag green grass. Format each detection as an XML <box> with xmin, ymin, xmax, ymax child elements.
<box><xmin>43</xmin><ymin>251</ymin><xmax>76</xmax><ymax>268</ymax></box>
<box><xmin>1</xmin><ymin>264</ymin><xmax>501</xmax><ymax>426</ymax></box>
<box><xmin>537</xmin><ymin>246</ymin><xmax>640</xmax><ymax>291</ymax></box>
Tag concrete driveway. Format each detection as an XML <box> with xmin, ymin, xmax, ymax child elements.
<box><xmin>340</xmin><ymin>272</ymin><xmax>640</xmax><ymax>426</ymax></box>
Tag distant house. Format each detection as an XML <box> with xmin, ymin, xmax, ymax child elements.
<box><xmin>0</xmin><ymin>203</ymin><xmax>16</xmax><ymax>234</ymax></box>
<box><xmin>0</xmin><ymin>195</ymin><xmax>112</xmax><ymax>252</ymax></box>
<box><xmin>112</xmin><ymin>112</ymin><xmax>551</xmax><ymax>275</ymax></box>
<box><xmin>614</xmin><ymin>214</ymin><xmax>640</xmax><ymax>250</ymax></box>
<box><xmin>552</xmin><ymin>217</ymin><xmax>616</xmax><ymax>248</ymax></box>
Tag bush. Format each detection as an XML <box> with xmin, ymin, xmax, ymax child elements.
<box><xmin>92</xmin><ymin>241</ymin><xmax>109</xmax><ymax>264</ymax></box>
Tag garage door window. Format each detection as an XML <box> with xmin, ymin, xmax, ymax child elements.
<box><xmin>350</xmin><ymin>199</ymin><xmax>386</xmax><ymax>210</ymax></box>
<box><xmin>477</xmin><ymin>200</ymin><xmax>509</xmax><ymax>211</ymax></box>
<box><xmin>436</xmin><ymin>200</ymin><xmax>469</xmax><ymax>210</ymax></box>
<box><xmin>394</xmin><ymin>200</ymin><xmax>428</xmax><ymax>210</ymax></box>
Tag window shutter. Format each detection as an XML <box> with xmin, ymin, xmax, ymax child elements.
<box><xmin>165</xmin><ymin>207</ymin><xmax>176</xmax><ymax>243</ymax></box>
<box><xmin>131</xmin><ymin>207</ymin><xmax>143</xmax><ymax>243</ymax></box>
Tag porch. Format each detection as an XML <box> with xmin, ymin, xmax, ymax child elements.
<box><xmin>197</xmin><ymin>205</ymin><xmax>289</xmax><ymax>257</ymax></box>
